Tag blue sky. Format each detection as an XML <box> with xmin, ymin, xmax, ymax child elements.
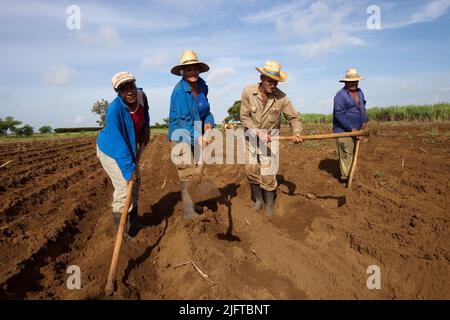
<box><xmin>1</xmin><ymin>0</ymin><xmax>450</xmax><ymax>129</ymax></box>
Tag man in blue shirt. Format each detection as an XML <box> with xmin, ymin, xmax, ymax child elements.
<box><xmin>97</xmin><ymin>71</ymin><xmax>150</xmax><ymax>239</ymax></box>
<box><xmin>333</xmin><ymin>68</ymin><xmax>368</xmax><ymax>182</ymax></box>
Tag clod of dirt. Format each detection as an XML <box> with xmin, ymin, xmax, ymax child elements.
<box><xmin>306</xmin><ymin>193</ymin><xmax>317</xmax><ymax>200</ymax></box>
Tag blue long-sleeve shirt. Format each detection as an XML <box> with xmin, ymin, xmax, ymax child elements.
<box><xmin>168</xmin><ymin>77</ymin><xmax>215</xmax><ymax>145</ymax></box>
<box><xmin>96</xmin><ymin>90</ymin><xmax>150</xmax><ymax>181</ymax></box>
<box><xmin>333</xmin><ymin>87</ymin><xmax>368</xmax><ymax>133</ymax></box>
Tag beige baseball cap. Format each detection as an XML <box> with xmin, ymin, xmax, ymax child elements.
<box><xmin>112</xmin><ymin>71</ymin><xmax>136</xmax><ymax>89</ymax></box>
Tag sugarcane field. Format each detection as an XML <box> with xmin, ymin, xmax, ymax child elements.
<box><xmin>0</xmin><ymin>121</ymin><xmax>448</xmax><ymax>299</ymax></box>
<box><xmin>1</xmin><ymin>1</ymin><xmax>450</xmax><ymax>308</ymax></box>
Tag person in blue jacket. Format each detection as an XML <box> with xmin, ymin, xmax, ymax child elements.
<box><xmin>168</xmin><ymin>50</ymin><xmax>215</xmax><ymax>221</ymax></box>
<box><xmin>97</xmin><ymin>71</ymin><xmax>150</xmax><ymax>239</ymax></box>
<box><xmin>333</xmin><ymin>68</ymin><xmax>368</xmax><ymax>183</ymax></box>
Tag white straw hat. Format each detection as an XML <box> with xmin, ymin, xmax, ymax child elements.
<box><xmin>256</xmin><ymin>60</ymin><xmax>287</xmax><ymax>82</ymax></box>
<box><xmin>170</xmin><ymin>50</ymin><xmax>210</xmax><ymax>76</ymax></box>
<box><xmin>339</xmin><ymin>68</ymin><xmax>365</xmax><ymax>82</ymax></box>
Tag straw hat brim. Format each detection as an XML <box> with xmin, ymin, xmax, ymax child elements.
<box><xmin>339</xmin><ymin>76</ymin><xmax>365</xmax><ymax>82</ymax></box>
<box><xmin>171</xmin><ymin>62</ymin><xmax>210</xmax><ymax>76</ymax></box>
<box><xmin>256</xmin><ymin>67</ymin><xmax>287</xmax><ymax>82</ymax></box>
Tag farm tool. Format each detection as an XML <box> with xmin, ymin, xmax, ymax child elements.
<box><xmin>105</xmin><ymin>145</ymin><xmax>144</xmax><ymax>296</ymax></box>
<box><xmin>277</xmin><ymin>130</ymin><xmax>370</xmax><ymax>188</ymax></box>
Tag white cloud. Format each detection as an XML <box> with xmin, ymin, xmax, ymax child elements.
<box><xmin>276</xmin><ymin>1</ymin><xmax>354</xmax><ymax>37</ymax></box>
<box><xmin>241</xmin><ymin>1</ymin><xmax>363</xmax><ymax>60</ymax></box>
<box><xmin>410</xmin><ymin>0</ymin><xmax>450</xmax><ymax>24</ymax></box>
<box><xmin>206</xmin><ymin>66</ymin><xmax>236</xmax><ymax>86</ymax></box>
<box><xmin>77</xmin><ymin>26</ymin><xmax>122</xmax><ymax>47</ymax></box>
<box><xmin>239</xmin><ymin>2</ymin><xmax>303</xmax><ymax>23</ymax></box>
<box><xmin>382</xmin><ymin>0</ymin><xmax>450</xmax><ymax>29</ymax></box>
<box><xmin>140</xmin><ymin>51</ymin><xmax>171</xmax><ymax>69</ymax></box>
<box><xmin>96</xmin><ymin>26</ymin><xmax>121</xmax><ymax>46</ymax></box>
<box><xmin>42</xmin><ymin>65</ymin><xmax>79</xmax><ymax>85</ymax></box>
<box><xmin>298</xmin><ymin>32</ymin><xmax>366</xmax><ymax>60</ymax></box>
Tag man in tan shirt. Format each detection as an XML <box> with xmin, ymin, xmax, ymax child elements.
<box><xmin>240</xmin><ymin>60</ymin><xmax>303</xmax><ymax>217</ymax></box>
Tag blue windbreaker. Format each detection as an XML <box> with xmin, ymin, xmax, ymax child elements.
<box><xmin>96</xmin><ymin>90</ymin><xmax>149</xmax><ymax>181</ymax></box>
<box><xmin>168</xmin><ymin>77</ymin><xmax>215</xmax><ymax>145</ymax></box>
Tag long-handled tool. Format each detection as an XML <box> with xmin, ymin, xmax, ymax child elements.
<box><xmin>277</xmin><ymin>130</ymin><xmax>369</xmax><ymax>189</ymax></box>
<box><xmin>186</xmin><ymin>124</ymin><xmax>222</xmax><ymax>203</ymax></box>
<box><xmin>105</xmin><ymin>145</ymin><xmax>144</xmax><ymax>296</ymax></box>
<box><xmin>347</xmin><ymin>139</ymin><xmax>361</xmax><ymax>189</ymax></box>
<box><xmin>276</xmin><ymin>130</ymin><xmax>370</xmax><ymax>141</ymax></box>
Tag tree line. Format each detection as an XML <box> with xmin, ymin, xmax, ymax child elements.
<box><xmin>0</xmin><ymin>116</ymin><xmax>52</xmax><ymax>136</ymax></box>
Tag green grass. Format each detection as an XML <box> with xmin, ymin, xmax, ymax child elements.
<box><xmin>150</xmin><ymin>128</ymin><xmax>168</xmax><ymax>135</ymax></box>
<box><xmin>0</xmin><ymin>128</ymin><xmax>168</xmax><ymax>143</ymax></box>
<box><xmin>0</xmin><ymin>131</ymin><xmax>99</xmax><ymax>143</ymax></box>
<box><xmin>300</xmin><ymin>103</ymin><xmax>450</xmax><ymax>123</ymax></box>
<box><xmin>367</xmin><ymin>103</ymin><xmax>450</xmax><ymax>122</ymax></box>
<box><xmin>429</xmin><ymin>127</ymin><xmax>439</xmax><ymax>137</ymax></box>
<box><xmin>301</xmin><ymin>113</ymin><xmax>332</xmax><ymax>124</ymax></box>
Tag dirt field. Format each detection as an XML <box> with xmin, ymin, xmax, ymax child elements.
<box><xmin>0</xmin><ymin>122</ymin><xmax>449</xmax><ymax>300</ymax></box>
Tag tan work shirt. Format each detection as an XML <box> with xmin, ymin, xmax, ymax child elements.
<box><xmin>240</xmin><ymin>83</ymin><xmax>303</xmax><ymax>134</ymax></box>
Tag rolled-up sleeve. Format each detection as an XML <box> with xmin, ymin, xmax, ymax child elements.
<box><xmin>282</xmin><ymin>98</ymin><xmax>303</xmax><ymax>134</ymax></box>
<box><xmin>204</xmin><ymin>112</ymin><xmax>215</xmax><ymax>127</ymax></box>
<box><xmin>240</xmin><ymin>88</ymin><xmax>257</xmax><ymax>130</ymax></box>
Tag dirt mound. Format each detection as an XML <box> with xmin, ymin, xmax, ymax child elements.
<box><xmin>0</xmin><ymin>123</ymin><xmax>449</xmax><ymax>299</ymax></box>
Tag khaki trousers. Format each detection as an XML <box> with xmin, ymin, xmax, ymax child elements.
<box><xmin>170</xmin><ymin>142</ymin><xmax>204</xmax><ymax>182</ymax></box>
<box><xmin>244</xmin><ymin>140</ymin><xmax>278</xmax><ymax>192</ymax></box>
<box><xmin>96</xmin><ymin>146</ymin><xmax>140</xmax><ymax>213</ymax></box>
<box><xmin>336</xmin><ymin>137</ymin><xmax>356</xmax><ymax>180</ymax></box>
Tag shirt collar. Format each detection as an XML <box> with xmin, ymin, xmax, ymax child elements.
<box><xmin>252</xmin><ymin>83</ymin><xmax>278</xmax><ymax>98</ymax></box>
<box><xmin>343</xmin><ymin>86</ymin><xmax>361</xmax><ymax>94</ymax></box>
<box><xmin>181</xmin><ymin>77</ymin><xmax>205</xmax><ymax>93</ymax></box>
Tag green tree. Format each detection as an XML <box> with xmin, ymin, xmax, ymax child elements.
<box><xmin>16</xmin><ymin>124</ymin><xmax>34</xmax><ymax>136</ymax></box>
<box><xmin>0</xmin><ymin>118</ymin><xmax>8</xmax><ymax>135</ymax></box>
<box><xmin>225</xmin><ymin>100</ymin><xmax>241</xmax><ymax>122</ymax></box>
<box><xmin>91</xmin><ymin>99</ymin><xmax>109</xmax><ymax>127</ymax></box>
<box><xmin>162</xmin><ymin>117</ymin><xmax>169</xmax><ymax>127</ymax></box>
<box><xmin>39</xmin><ymin>125</ymin><xmax>53</xmax><ymax>134</ymax></box>
<box><xmin>2</xmin><ymin>116</ymin><xmax>22</xmax><ymax>135</ymax></box>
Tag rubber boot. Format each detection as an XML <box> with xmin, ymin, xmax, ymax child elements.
<box><xmin>112</xmin><ymin>212</ymin><xmax>132</xmax><ymax>240</ymax></box>
<box><xmin>250</xmin><ymin>183</ymin><xmax>264</xmax><ymax>211</ymax></box>
<box><xmin>181</xmin><ymin>181</ymin><xmax>203</xmax><ymax>221</ymax></box>
<box><xmin>263</xmin><ymin>190</ymin><xmax>275</xmax><ymax>217</ymax></box>
<box><xmin>128</xmin><ymin>206</ymin><xmax>143</xmax><ymax>237</ymax></box>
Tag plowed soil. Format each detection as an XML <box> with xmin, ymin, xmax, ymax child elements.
<box><xmin>0</xmin><ymin>122</ymin><xmax>449</xmax><ymax>300</ymax></box>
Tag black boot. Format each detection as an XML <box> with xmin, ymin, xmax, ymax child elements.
<box><xmin>181</xmin><ymin>181</ymin><xmax>203</xmax><ymax>221</ymax></box>
<box><xmin>263</xmin><ymin>190</ymin><xmax>275</xmax><ymax>217</ymax></box>
<box><xmin>128</xmin><ymin>206</ymin><xmax>143</xmax><ymax>236</ymax></box>
<box><xmin>250</xmin><ymin>183</ymin><xmax>264</xmax><ymax>210</ymax></box>
<box><xmin>112</xmin><ymin>212</ymin><xmax>132</xmax><ymax>240</ymax></box>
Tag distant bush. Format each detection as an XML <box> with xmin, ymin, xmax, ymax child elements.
<box><xmin>15</xmin><ymin>124</ymin><xmax>34</xmax><ymax>136</ymax></box>
<box><xmin>39</xmin><ymin>125</ymin><xmax>53</xmax><ymax>134</ymax></box>
<box><xmin>54</xmin><ymin>127</ymin><xmax>102</xmax><ymax>133</ymax></box>
<box><xmin>151</xmin><ymin>123</ymin><xmax>168</xmax><ymax>129</ymax></box>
